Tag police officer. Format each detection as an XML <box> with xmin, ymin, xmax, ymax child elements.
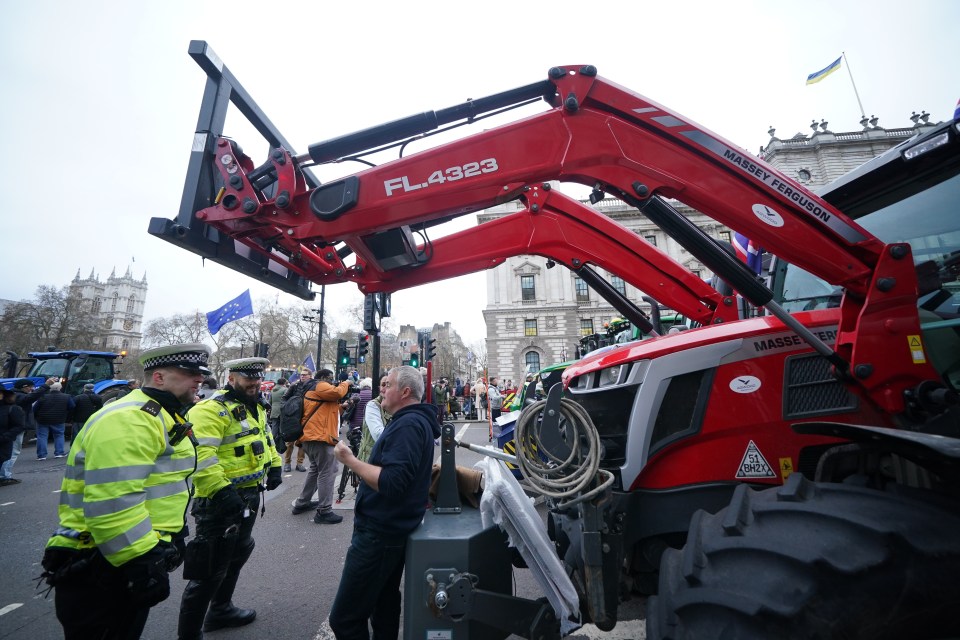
<box><xmin>42</xmin><ymin>343</ymin><xmax>211</xmax><ymax>640</ymax></box>
<box><xmin>178</xmin><ymin>357</ymin><xmax>283</xmax><ymax>639</ymax></box>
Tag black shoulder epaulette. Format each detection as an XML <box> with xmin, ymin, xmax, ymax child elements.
<box><xmin>140</xmin><ymin>400</ymin><xmax>162</xmax><ymax>417</ymax></box>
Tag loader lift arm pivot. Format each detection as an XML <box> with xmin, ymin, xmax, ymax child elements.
<box><xmin>152</xmin><ymin>41</ymin><xmax>941</xmax><ymax>423</ymax></box>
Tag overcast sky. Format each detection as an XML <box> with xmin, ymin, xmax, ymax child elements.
<box><xmin>2</xmin><ymin>0</ymin><xmax>956</xmax><ymax>346</ymax></box>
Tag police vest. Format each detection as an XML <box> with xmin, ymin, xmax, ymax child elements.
<box><xmin>45</xmin><ymin>389</ymin><xmax>197</xmax><ymax>567</ymax></box>
<box><xmin>189</xmin><ymin>393</ymin><xmax>282</xmax><ymax>498</ymax></box>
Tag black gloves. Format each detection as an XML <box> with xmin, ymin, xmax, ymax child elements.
<box><xmin>338</xmin><ymin>371</ymin><xmax>349</xmax><ymax>382</ymax></box>
<box><xmin>168</xmin><ymin>526</ymin><xmax>189</xmax><ymax>571</ymax></box>
<box><xmin>266</xmin><ymin>466</ymin><xmax>282</xmax><ymax>491</ymax></box>
<box><xmin>209</xmin><ymin>486</ymin><xmax>244</xmax><ymax>524</ymax></box>
<box><xmin>122</xmin><ymin>545</ymin><xmax>173</xmax><ymax>607</ymax></box>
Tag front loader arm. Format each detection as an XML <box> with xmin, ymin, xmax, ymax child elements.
<box><xmin>327</xmin><ymin>187</ymin><xmax>736</xmax><ymax>326</ymax></box>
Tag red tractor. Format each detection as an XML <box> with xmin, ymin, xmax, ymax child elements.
<box><xmin>152</xmin><ymin>42</ymin><xmax>959</xmax><ymax>639</ymax></box>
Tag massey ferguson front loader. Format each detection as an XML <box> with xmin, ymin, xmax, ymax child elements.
<box><xmin>151</xmin><ymin>41</ymin><xmax>960</xmax><ymax>639</ymax></box>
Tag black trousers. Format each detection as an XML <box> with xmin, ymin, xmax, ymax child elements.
<box><xmin>55</xmin><ymin>552</ymin><xmax>152</xmax><ymax>640</ymax></box>
<box><xmin>178</xmin><ymin>486</ymin><xmax>259</xmax><ymax>638</ymax></box>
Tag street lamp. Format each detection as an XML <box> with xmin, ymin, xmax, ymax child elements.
<box><xmin>303</xmin><ymin>306</ymin><xmax>324</xmax><ymax>368</ymax></box>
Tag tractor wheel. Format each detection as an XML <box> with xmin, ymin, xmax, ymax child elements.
<box><xmin>647</xmin><ymin>473</ymin><xmax>960</xmax><ymax>640</ymax></box>
<box><xmin>99</xmin><ymin>387</ymin><xmax>126</xmax><ymax>405</ymax></box>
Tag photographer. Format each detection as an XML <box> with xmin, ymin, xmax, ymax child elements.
<box><xmin>291</xmin><ymin>369</ymin><xmax>352</xmax><ymax>524</ymax></box>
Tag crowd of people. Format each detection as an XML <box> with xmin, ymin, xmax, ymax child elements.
<box><xmin>6</xmin><ymin>335</ymin><xmax>524</xmax><ymax>639</ymax></box>
<box><xmin>28</xmin><ymin>341</ymin><xmax>456</xmax><ymax>639</ymax></box>
<box><xmin>0</xmin><ymin>377</ymin><xmax>142</xmax><ymax>486</ymax></box>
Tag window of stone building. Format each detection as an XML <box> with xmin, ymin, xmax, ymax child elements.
<box><xmin>92</xmin><ymin>297</ymin><xmax>102</xmax><ymax>313</ymax></box>
<box><xmin>611</xmin><ymin>275</ymin><xmax>626</xmax><ymax>296</ymax></box>
<box><xmin>111</xmin><ymin>292</ymin><xmax>119</xmax><ymax>311</ymax></box>
<box><xmin>574</xmin><ymin>276</ymin><xmax>589</xmax><ymax>302</ymax></box>
<box><xmin>580</xmin><ymin>319</ymin><xmax>594</xmax><ymax>335</ymax></box>
<box><xmin>521</xmin><ymin>275</ymin><xmax>536</xmax><ymax>301</ymax></box>
<box><xmin>644</xmin><ymin>234</ymin><xmax>657</xmax><ymax>247</ymax></box>
<box><xmin>126</xmin><ymin>294</ymin><xmax>136</xmax><ymax>313</ymax></box>
<box><xmin>719</xmin><ymin>231</ymin><xmax>732</xmax><ymax>244</ymax></box>
<box><xmin>524</xmin><ymin>319</ymin><xmax>538</xmax><ymax>336</ymax></box>
<box><xmin>525</xmin><ymin>351</ymin><xmax>541</xmax><ymax>374</ymax></box>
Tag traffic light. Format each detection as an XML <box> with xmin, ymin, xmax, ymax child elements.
<box><xmin>426</xmin><ymin>337</ymin><xmax>437</xmax><ymax>361</ymax></box>
<box><xmin>257</xmin><ymin>342</ymin><xmax>269</xmax><ymax>358</ymax></box>
<box><xmin>363</xmin><ymin>294</ymin><xmax>377</xmax><ymax>332</ymax></box>
<box><xmin>357</xmin><ymin>333</ymin><xmax>369</xmax><ymax>359</ymax></box>
<box><xmin>337</xmin><ymin>339</ymin><xmax>350</xmax><ymax>366</ymax></box>
<box><xmin>409</xmin><ymin>353</ymin><xmax>419</xmax><ymax>368</ymax></box>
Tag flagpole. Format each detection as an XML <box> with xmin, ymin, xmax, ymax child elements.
<box><xmin>842</xmin><ymin>51</ymin><xmax>866</xmax><ymax>118</ymax></box>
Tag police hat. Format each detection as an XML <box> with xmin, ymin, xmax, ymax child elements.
<box><xmin>13</xmin><ymin>378</ymin><xmax>36</xmax><ymax>390</ymax></box>
<box><xmin>139</xmin><ymin>343</ymin><xmax>212</xmax><ymax>375</ymax></box>
<box><xmin>1</xmin><ymin>386</ymin><xmax>15</xmax><ymax>396</ymax></box>
<box><xmin>224</xmin><ymin>357</ymin><xmax>270</xmax><ymax>379</ymax></box>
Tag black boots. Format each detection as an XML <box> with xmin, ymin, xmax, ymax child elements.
<box><xmin>203</xmin><ymin>602</ymin><xmax>256</xmax><ymax>631</ymax></box>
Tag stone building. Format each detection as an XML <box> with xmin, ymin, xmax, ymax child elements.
<box><xmin>69</xmin><ymin>265</ymin><xmax>148</xmax><ymax>354</ymax></box>
<box><xmin>482</xmin><ymin>114</ymin><xmax>939</xmax><ymax>385</ymax></box>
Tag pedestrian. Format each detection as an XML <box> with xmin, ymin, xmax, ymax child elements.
<box><xmin>329</xmin><ymin>365</ymin><xmax>440</xmax><ymax>638</ymax></box>
<box><xmin>178</xmin><ymin>357</ymin><xmax>283</xmax><ymax>639</ymax></box>
<box><xmin>284</xmin><ymin>367</ymin><xmax>314</xmax><ymax>400</ymax></box>
<box><xmin>474</xmin><ymin>377</ymin><xmax>487</xmax><ymax>421</ymax></box>
<box><xmin>70</xmin><ymin>383</ymin><xmax>103</xmax><ymax>434</ymax></box>
<box><xmin>273</xmin><ymin>378</ymin><xmax>305</xmax><ymax>472</ymax></box>
<box><xmin>33</xmin><ymin>382</ymin><xmax>75</xmax><ymax>459</ymax></box>
<box><xmin>2</xmin><ymin>377</ymin><xmax>54</xmax><ymax>483</ymax></box>
<box><xmin>357</xmin><ymin>376</ymin><xmax>393</xmax><ymax>462</ymax></box>
<box><xmin>433</xmin><ymin>378</ymin><xmax>450</xmax><ymax>423</ymax></box>
<box><xmin>290</xmin><ymin>368</ymin><xmax>352</xmax><ymax>524</ymax></box>
<box><xmin>41</xmin><ymin>343</ymin><xmax>211</xmax><ymax>640</ymax></box>
<box><xmin>0</xmin><ymin>388</ymin><xmax>26</xmax><ymax>486</ymax></box>
<box><xmin>196</xmin><ymin>376</ymin><xmax>219</xmax><ymax>400</ymax></box>
<box><xmin>461</xmin><ymin>379</ymin><xmax>472</xmax><ymax>418</ymax></box>
<box><xmin>488</xmin><ymin>377</ymin><xmax>503</xmax><ymax>422</ymax></box>
<box><xmin>350</xmin><ymin>378</ymin><xmax>373</xmax><ymax>433</ymax></box>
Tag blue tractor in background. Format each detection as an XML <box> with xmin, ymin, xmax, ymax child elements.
<box><xmin>1</xmin><ymin>349</ymin><xmax>131</xmax><ymax>401</ymax></box>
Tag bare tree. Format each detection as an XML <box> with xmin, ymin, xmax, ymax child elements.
<box><xmin>142</xmin><ymin>313</ymin><xmax>207</xmax><ymax>346</ymax></box>
<box><xmin>0</xmin><ymin>286</ymin><xmax>100</xmax><ymax>354</ymax></box>
<box><xmin>468</xmin><ymin>339</ymin><xmax>488</xmax><ymax>381</ymax></box>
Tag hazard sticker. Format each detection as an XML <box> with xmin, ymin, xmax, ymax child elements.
<box><xmin>735</xmin><ymin>440</ymin><xmax>776</xmax><ymax>479</ymax></box>
<box><xmin>779</xmin><ymin>457</ymin><xmax>794</xmax><ymax>482</ymax></box>
<box><xmin>907</xmin><ymin>334</ymin><xmax>926</xmax><ymax>364</ymax></box>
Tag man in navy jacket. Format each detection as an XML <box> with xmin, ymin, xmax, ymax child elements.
<box><xmin>329</xmin><ymin>365</ymin><xmax>440</xmax><ymax>639</ymax></box>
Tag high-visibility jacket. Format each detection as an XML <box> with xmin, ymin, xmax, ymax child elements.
<box><xmin>45</xmin><ymin>389</ymin><xmax>197</xmax><ymax>567</ymax></box>
<box><xmin>189</xmin><ymin>391</ymin><xmax>282</xmax><ymax>498</ymax></box>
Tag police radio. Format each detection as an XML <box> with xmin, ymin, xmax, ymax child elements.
<box><xmin>169</xmin><ymin>420</ymin><xmax>197</xmax><ymax>447</ymax></box>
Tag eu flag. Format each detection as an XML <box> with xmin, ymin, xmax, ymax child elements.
<box><xmin>302</xmin><ymin>354</ymin><xmax>316</xmax><ymax>373</ymax></box>
<box><xmin>206</xmin><ymin>290</ymin><xmax>254</xmax><ymax>335</ymax></box>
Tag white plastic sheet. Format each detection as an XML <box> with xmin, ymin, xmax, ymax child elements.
<box><xmin>477</xmin><ymin>457</ymin><xmax>581</xmax><ymax>636</ymax></box>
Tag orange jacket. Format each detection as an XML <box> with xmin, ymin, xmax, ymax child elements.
<box><xmin>301</xmin><ymin>380</ymin><xmax>351</xmax><ymax>444</ymax></box>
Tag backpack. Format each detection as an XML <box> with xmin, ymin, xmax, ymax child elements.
<box><xmin>279</xmin><ymin>380</ymin><xmax>320</xmax><ymax>443</ymax></box>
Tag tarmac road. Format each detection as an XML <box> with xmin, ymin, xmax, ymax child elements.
<box><xmin>0</xmin><ymin>421</ymin><xmax>645</xmax><ymax>639</ymax></box>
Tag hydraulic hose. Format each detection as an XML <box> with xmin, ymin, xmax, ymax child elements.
<box><xmin>513</xmin><ymin>398</ymin><xmax>614</xmax><ymax>509</ymax></box>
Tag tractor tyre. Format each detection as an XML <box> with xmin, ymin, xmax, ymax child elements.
<box><xmin>647</xmin><ymin>473</ymin><xmax>960</xmax><ymax>640</ymax></box>
<box><xmin>99</xmin><ymin>387</ymin><xmax>126</xmax><ymax>405</ymax></box>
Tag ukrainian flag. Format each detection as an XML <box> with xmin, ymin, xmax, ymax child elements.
<box><xmin>806</xmin><ymin>56</ymin><xmax>842</xmax><ymax>85</ymax></box>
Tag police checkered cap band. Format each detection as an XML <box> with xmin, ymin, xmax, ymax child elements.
<box><xmin>224</xmin><ymin>357</ymin><xmax>269</xmax><ymax>378</ymax></box>
<box><xmin>139</xmin><ymin>343</ymin><xmax>212</xmax><ymax>374</ymax></box>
